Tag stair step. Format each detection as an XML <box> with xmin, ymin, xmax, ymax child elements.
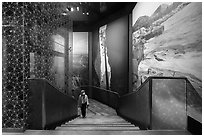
<box><xmin>55</xmin><ymin>126</ymin><xmax>139</xmax><ymax>131</ymax></box>
<box><xmin>61</xmin><ymin>124</ymin><xmax>135</xmax><ymax>127</ymax></box>
<box><xmin>64</xmin><ymin>123</ymin><xmax>134</xmax><ymax>126</ymax></box>
<box><xmin>67</xmin><ymin>120</ymin><xmax>129</xmax><ymax>124</ymax></box>
<box><xmin>21</xmin><ymin>130</ymin><xmax>190</xmax><ymax>135</ymax></box>
<box><xmin>54</xmin><ymin>99</ymin><xmax>140</xmax><ymax>133</ymax></box>
<box><xmin>66</xmin><ymin>123</ymin><xmax>130</xmax><ymax>125</ymax></box>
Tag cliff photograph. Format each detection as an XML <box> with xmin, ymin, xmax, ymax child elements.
<box><xmin>132</xmin><ymin>2</ymin><xmax>202</xmax><ymax>97</ymax></box>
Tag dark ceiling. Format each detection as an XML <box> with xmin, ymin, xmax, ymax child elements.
<box><xmin>58</xmin><ymin>2</ymin><xmax>136</xmax><ymax>31</ymax></box>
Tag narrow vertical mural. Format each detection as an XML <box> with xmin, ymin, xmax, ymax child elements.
<box><xmin>51</xmin><ymin>34</ymin><xmax>65</xmax><ymax>91</ymax></box>
<box><xmin>72</xmin><ymin>32</ymin><xmax>89</xmax><ymax>90</ymax></box>
<box><xmin>93</xmin><ymin>16</ymin><xmax>129</xmax><ymax>95</ymax></box>
<box><xmin>99</xmin><ymin>25</ymin><xmax>111</xmax><ymax>89</ymax></box>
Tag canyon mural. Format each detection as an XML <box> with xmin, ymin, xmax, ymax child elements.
<box><xmin>132</xmin><ymin>2</ymin><xmax>202</xmax><ymax>96</ymax></box>
<box><xmin>94</xmin><ymin>25</ymin><xmax>111</xmax><ymax>90</ymax></box>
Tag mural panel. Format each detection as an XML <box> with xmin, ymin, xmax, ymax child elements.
<box><xmin>93</xmin><ymin>16</ymin><xmax>129</xmax><ymax>96</ymax></box>
<box><xmin>132</xmin><ymin>2</ymin><xmax>202</xmax><ymax>96</ymax></box>
<box><xmin>99</xmin><ymin>25</ymin><xmax>111</xmax><ymax>89</ymax></box>
<box><xmin>72</xmin><ymin>32</ymin><xmax>89</xmax><ymax>90</ymax></box>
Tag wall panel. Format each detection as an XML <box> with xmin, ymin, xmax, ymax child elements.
<box><xmin>152</xmin><ymin>79</ymin><xmax>187</xmax><ymax>130</ymax></box>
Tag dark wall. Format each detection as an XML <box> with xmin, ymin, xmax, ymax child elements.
<box><xmin>106</xmin><ymin>15</ymin><xmax>129</xmax><ymax>96</ymax></box>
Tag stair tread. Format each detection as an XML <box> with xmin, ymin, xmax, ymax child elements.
<box><xmin>56</xmin><ymin>99</ymin><xmax>138</xmax><ymax>132</ymax></box>
<box><xmin>20</xmin><ymin>130</ymin><xmax>191</xmax><ymax>135</ymax></box>
<box><xmin>61</xmin><ymin>124</ymin><xmax>135</xmax><ymax>127</ymax></box>
<box><xmin>64</xmin><ymin>123</ymin><xmax>134</xmax><ymax>125</ymax></box>
<box><xmin>55</xmin><ymin>126</ymin><xmax>139</xmax><ymax>130</ymax></box>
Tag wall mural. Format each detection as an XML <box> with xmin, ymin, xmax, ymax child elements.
<box><xmin>93</xmin><ymin>25</ymin><xmax>112</xmax><ymax>90</ymax></box>
<box><xmin>93</xmin><ymin>16</ymin><xmax>129</xmax><ymax>95</ymax></box>
<box><xmin>2</xmin><ymin>2</ymin><xmax>72</xmax><ymax>129</ymax></box>
<box><xmin>72</xmin><ymin>32</ymin><xmax>89</xmax><ymax>90</ymax></box>
<box><xmin>132</xmin><ymin>2</ymin><xmax>202</xmax><ymax>96</ymax></box>
<box><xmin>99</xmin><ymin>25</ymin><xmax>111</xmax><ymax>89</ymax></box>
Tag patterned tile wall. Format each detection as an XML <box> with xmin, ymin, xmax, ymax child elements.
<box><xmin>2</xmin><ymin>2</ymin><xmax>72</xmax><ymax>129</ymax></box>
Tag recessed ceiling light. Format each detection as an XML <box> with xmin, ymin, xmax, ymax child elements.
<box><xmin>62</xmin><ymin>12</ymin><xmax>67</xmax><ymax>15</ymax></box>
<box><xmin>71</xmin><ymin>7</ymin><xmax>74</xmax><ymax>12</ymax></box>
<box><xmin>77</xmin><ymin>7</ymin><xmax>79</xmax><ymax>11</ymax></box>
<box><xmin>66</xmin><ymin>7</ymin><xmax>71</xmax><ymax>11</ymax></box>
<box><xmin>86</xmin><ymin>12</ymin><xmax>89</xmax><ymax>15</ymax></box>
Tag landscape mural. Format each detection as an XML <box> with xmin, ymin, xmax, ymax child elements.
<box><xmin>132</xmin><ymin>2</ymin><xmax>202</xmax><ymax>96</ymax></box>
<box><xmin>72</xmin><ymin>32</ymin><xmax>89</xmax><ymax>90</ymax></box>
<box><xmin>99</xmin><ymin>25</ymin><xmax>111</xmax><ymax>89</ymax></box>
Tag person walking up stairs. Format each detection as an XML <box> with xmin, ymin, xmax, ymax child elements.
<box><xmin>78</xmin><ymin>90</ymin><xmax>89</xmax><ymax>118</ymax></box>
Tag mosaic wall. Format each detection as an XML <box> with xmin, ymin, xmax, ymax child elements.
<box><xmin>2</xmin><ymin>2</ymin><xmax>72</xmax><ymax>129</ymax></box>
<box><xmin>2</xmin><ymin>3</ymin><xmax>26</xmax><ymax>129</ymax></box>
<box><xmin>132</xmin><ymin>2</ymin><xmax>202</xmax><ymax>95</ymax></box>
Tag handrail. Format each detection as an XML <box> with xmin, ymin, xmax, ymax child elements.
<box><xmin>28</xmin><ymin>78</ymin><xmax>78</xmax><ymax>130</ymax></box>
<box><xmin>118</xmin><ymin>76</ymin><xmax>202</xmax><ymax>131</ymax></box>
<box><xmin>79</xmin><ymin>85</ymin><xmax>120</xmax><ymax>96</ymax></box>
<box><xmin>121</xmin><ymin>76</ymin><xmax>151</xmax><ymax>98</ymax></box>
<box><xmin>185</xmin><ymin>78</ymin><xmax>202</xmax><ymax>99</ymax></box>
<box><xmin>76</xmin><ymin>85</ymin><xmax>120</xmax><ymax>109</ymax></box>
<box><xmin>91</xmin><ymin>86</ymin><xmax>120</xmax><ymax>95</ymax></box>
<box><xmin>28</xmin><ymin>78</ymin><xmax>76</xmax><ymax>100</ymax></box>
<box><xmin>121</xmin><ymin>76</ymin><xmax>188</xmax><ymax>98</ymax></box>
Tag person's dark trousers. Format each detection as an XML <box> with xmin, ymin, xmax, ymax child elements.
<box><xmin>81</xmin><ymin>102</ymin><xmax>87</xmax><ymax>118</ymax></box>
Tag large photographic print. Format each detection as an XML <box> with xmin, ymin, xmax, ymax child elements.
<box><xmin>132</xmin><ymin>2</ymin><xmax>202</xmax><ymax>96</ymax></box>
<box><xmin>72</xmin><ymin>32</ymin><xmax>89</xmax><ymax>90</ymax></box>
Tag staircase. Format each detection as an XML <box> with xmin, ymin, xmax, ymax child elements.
<box><xmin>53</xmin><ymin>99</ymin><xmax>139</xmax><ymax>134</ymax></box>
<box><xmin>3</xmin><ymin>99</ymin><xmax>191</xmax><ymax>135</ymax></box>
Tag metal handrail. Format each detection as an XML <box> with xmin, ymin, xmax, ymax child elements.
<box><xmin>120</xmin><ymin>76</ymin><xmax>187</xmax><ymax>98</ymax></box>
<box><xmin>79</xmin><ymin>85</ymin><xmax>120</xmax><ymax>97</ymax></box>
<box><xmin>28</xmin><ymin>78</ymin><xmax>77</xmax><ymax>100</ymax></box>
